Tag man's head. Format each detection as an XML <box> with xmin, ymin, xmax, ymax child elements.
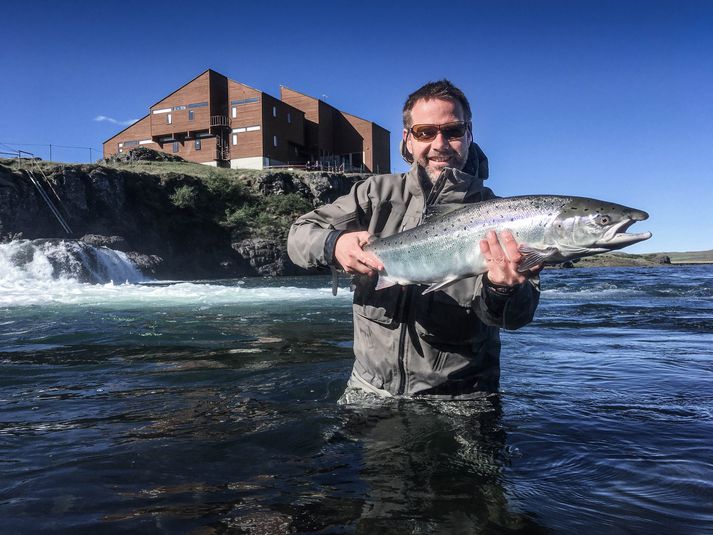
<box><xmin>402</xmin><ymin>80</ymin><xmax>472</xmax><ymax>181</ymax></box>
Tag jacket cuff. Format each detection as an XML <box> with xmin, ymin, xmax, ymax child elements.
<box><xmin>481</xmin><ymin>276</ymin><xmax>519</xmax><ymax>316</ymax></box>
<box><xmin>324</xmin><ymin>230</ymin><xmax>345</xmax><ymax>267</ymax></box>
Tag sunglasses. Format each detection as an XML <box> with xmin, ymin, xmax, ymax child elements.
<box><xmin>409</xmin><ymin>121</ymin><xmax>469</xmax><ymax>142</ymax></box>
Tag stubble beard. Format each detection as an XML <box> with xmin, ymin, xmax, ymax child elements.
<box><xmin>419</xmin><ymin>150</ymin><xmax>468</xmax><ymax>182</ymax></box>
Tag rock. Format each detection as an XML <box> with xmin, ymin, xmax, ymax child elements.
<box><xmin>232</xmin><ymin>238</ymin><xmax>307</xmax><ymax>277</ymax></box>
<box><xmin>298</xmin><ymin>172</ymin><xmax>361</xmax><ymax>206</ymax></box>
<box><xmin>81</xmin><ymin>234</ymin><xmax>129</xmax><ymax>251</ymax></box>
<box><xmin>105</xmin><ymin>146</ymin><xmax>185</xmax><ymax>163</ymax></box>
<box><xmin>124</xmin><ymin>252</ymin><xmax>164</xmax><ymax>276</ymax></box>
<box><xmin>654</xmin><ymin>255</ymin><xmax>671</xmax><ymax>264</ymax></box>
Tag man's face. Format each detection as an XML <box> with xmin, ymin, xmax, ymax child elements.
<box><xmin>403</xmin><ymin>98</ymin><xmax>471</xmax><ymax>182</ymax></box>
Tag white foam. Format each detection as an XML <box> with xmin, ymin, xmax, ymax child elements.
<box><xmin>0</xmin><ymin>280</ymin><xmax>348</xmax><ymax>308</ymax></box>
<box><xmin>0</xmin><ymin>240</ymin><xmax>144</xmax><ymax>284</ymax></box>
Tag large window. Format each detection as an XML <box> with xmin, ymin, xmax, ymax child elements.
<box><xmin>188</xmin><ymin>110</ymin><xmax>194</xmax><ymax>121</ymax></box>
<box><xmin>172</xmin><ymin>142</ymin><xmax>179</xmax><ymax>153</ymax></box>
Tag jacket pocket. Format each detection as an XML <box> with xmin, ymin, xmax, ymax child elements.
<box><xmin>414</xmin><ymin>290</ymin><xmax>487</xmax><ymax>346</ymax></box>
<box><xmin>352</xmin><ymin>278</ymin><xmax>401</xmax><ymax>325</ymax></box>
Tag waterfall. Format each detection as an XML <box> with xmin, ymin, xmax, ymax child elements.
<box><xmin>0</xmin><ymin>239</ymin><xmax>146</xmax><ymax>285</ymax></box>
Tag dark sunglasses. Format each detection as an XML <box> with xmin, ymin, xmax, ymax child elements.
<box><xmin>409</xmin><ymin>121</ymin><xmax>469</xmax><ymax>142</ymax></box>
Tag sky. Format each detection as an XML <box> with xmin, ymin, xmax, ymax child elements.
<box><xmin>1</xmin><ymin>0</ymin><xmax>711</xmax><ymax>253</ymax></box>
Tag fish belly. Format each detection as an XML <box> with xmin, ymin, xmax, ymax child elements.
<box><xmin>372</xmin><ymin>232</ymin><xmax>488</xmax><ymax>285</ymax></box>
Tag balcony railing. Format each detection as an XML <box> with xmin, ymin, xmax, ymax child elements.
<box><xmin>210</xmin><ymin>115</ymin><xmax>231</xmax><ymax>128</ymax></box>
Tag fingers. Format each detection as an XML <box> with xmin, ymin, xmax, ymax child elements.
<box><xmin>334</xmin><ymin>231</ymin><xmax>384</xmax><ymax>275</ymax></box>
<box><xmin>481</xmin><ymin>230</ymin><xmax>530</xmax><ymax>286</ymax></box>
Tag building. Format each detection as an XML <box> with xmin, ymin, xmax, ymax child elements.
<box><xmin>102</xmin><ymin>69</ymin><xmax>390</xmax><ymax>173</ymax></box>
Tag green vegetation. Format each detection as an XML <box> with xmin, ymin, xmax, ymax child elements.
<box><xmin>169</xmin><ymin>184</ymin><xmax>199</xmax><ymax>209</ymax></box>
<box><xmin>223</xmin><ymin>193</ymin><xmax>313</xmax><ymax>240</ymax></box>
<box><xmin>108</xmin><ymin>159</ymin><xmax>312</xmax><ymax>241</ymax></box>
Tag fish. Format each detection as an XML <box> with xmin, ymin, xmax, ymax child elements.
<box><xmin>363</xmin><ymin>195</ymin><xmax>651</xmax><ymax>294</ymax></box>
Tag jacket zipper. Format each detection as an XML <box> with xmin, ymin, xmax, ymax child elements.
<box><xmin>396</xmin><ymin>285</ymin><xmax>412</xmax><ymax>395</ymax></box>
<box><xmin>395</xmin><ymin>168</ymin><xmax>447</xmax><ymax>395</ymax></box>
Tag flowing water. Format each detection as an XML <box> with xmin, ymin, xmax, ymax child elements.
<box><xmin>1</xmin><ymin>241</ymin><xmax>712</xmax><ymax>534</ymax></box>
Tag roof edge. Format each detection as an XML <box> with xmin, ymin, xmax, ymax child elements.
<box><xmin>102</xmin><ymin>113</ymin><xmax>150</xmax><ymax>144</ymax></box>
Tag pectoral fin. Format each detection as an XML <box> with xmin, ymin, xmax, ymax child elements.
<box><xmin>517</xmin><ymin>246</ymin><xmax>559</xmax><ymax>272</ymax></box>
<box><xmin>422</xmin><ymin>276</ymin><xmax>463</xmax><ymax>295</ymax></box>
<box><xmin>375</xmin><ymin>273</ymin><xmax>399</xmax><ymax>291</ymax></box>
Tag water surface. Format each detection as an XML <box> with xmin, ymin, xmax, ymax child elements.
<box><xmin>1</xmin><ymin>253</ymin><xmax>712</xmax><ymax>533</ymax></box>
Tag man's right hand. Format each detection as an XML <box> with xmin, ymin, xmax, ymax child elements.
<box><xmin>334</xmin><ymin>231</ymin><xmax>384</xmax><ymax>275</ymax></box>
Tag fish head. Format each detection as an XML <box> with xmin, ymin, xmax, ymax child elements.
<box><xmin>546</xmin><ymin>197</ymin><xmax>652</xmax><ymax>258</ymax></box>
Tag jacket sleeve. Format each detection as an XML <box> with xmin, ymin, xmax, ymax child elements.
<box><xmin>472</xmin><ymin>274</ymin><xmax>541</xmax><ymax>330</ymax></box>
<box><xmin>287</xmin><ymin>179</ymin><xmax>373</xmax><ymax>269</ymax></box>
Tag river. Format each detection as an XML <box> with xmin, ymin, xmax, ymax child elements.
<box><xmin>1</xmin><ymin>240</ymin><xmax>712</xmax><ymax>533</ymax></box>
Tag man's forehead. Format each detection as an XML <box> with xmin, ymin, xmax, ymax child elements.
<box><xmin>410</xmin><ymin>97</ymin><xmax>464</xmax><ymax>118</ymax></box>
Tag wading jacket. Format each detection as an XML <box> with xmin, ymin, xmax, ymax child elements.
<box><xmin>287</xmin><ymin>143</ymin><xmax>540</xmax><ymax>398</ymax></box>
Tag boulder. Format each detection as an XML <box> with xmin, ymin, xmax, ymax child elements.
<box><xmin>232</xmin><ymin>238</ymin><xmax>307</xmax><ymax>277</ymax></box>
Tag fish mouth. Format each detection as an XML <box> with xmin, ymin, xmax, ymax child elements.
<box><xmin>599</xmin><ymin>211</ymin><xmax>652</xmax><ymax>248</ymax></box>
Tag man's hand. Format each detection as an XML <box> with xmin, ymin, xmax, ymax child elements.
<box><xmin>334</xmin><ymin>231</ymin><xmax>385</xmax><ymax>276</ymax></box>
<box><xmin>480</xmin><ymin>230</ymin><xmax>542</xmax><ymax>286</ymax></box>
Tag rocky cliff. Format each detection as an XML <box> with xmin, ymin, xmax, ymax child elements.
<box><xmin>0</xmin><ymin>150</ymin><xmax>362</xmax><ymax>279</ymax></box>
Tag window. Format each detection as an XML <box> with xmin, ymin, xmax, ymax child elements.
<box><xmin>287</xmin><ymin>112</ymin><xmax>291</xmax><ymax>124</ymax></box>
<box><xmin>232</xmin><ymin>134</ymin><xmax>238</xmax><ymax>146</ymax></box>
<box><xmin>231</xmin><ymin>106</ymin><xmax>237</xmax><ymax>119</ymax></box>
<box><xmin>230</xmin><ymin>97</ymin><xmax>258</xmax><ymax>105</ymax></box>
<box><xmin>188</xmin><ymin>110</ymin><xmax>194</xmax><ymax>121</ymax></box>
<box><xmin>167</xmin><ymin>113</ymin><xmax>172</xmax><ymax>124</ymax></box>
<box><xmin>195</xmin><ymin>139</ymin><xmax>201</xmax><ymax>150</ymax></box>
<box><xmin>172</xmin><ymin>141</ymin><xmax>179</xmax><ymax>153</ymax></box>
<box><xmin>273</xmin><ymin>135</ymin><xmax>278</xmax><ymax>147</ymax></box>
<box><xmin>272</xmin><ymin>106</ymin><xmax>277</xmax><ymax>117</ymax></box>
<box><xmin>187</xmin><ymin>102</ymin><xmax>208</xmax><ymax>108</ymax></box>
<box><xmin>174</xmin><ymin>105</ymin><xmax>186</xmax><ymax>111</ymax></box>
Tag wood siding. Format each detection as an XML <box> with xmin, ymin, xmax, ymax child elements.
<box><xmin>103</xmin><ymin>70</ymin><xmax>390</xmax><ymax>171</ymax></box>
<box><xmin>227</xmin><ymin>80</ymin><xmax>263</xmax><ymax>159</ymax></box>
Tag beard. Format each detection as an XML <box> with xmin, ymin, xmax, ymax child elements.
<box><xmin>417</xmin><ymin>149</ymin><xmax>468</xmax><ymax>182</ymax></box>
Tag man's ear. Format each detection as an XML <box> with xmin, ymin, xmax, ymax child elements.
<box><xmin>400</xmin><ymin>130</ymin><xmax>414</xmax><ymax>164</ymax></box>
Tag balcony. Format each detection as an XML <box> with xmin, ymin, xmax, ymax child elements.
<box><xmin>210</xmin><ymin>116</ymin><xmax>231</xmax><ymax>129</ymax></box>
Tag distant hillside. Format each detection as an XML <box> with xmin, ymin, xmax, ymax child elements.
<box><xmin>558</xmin><ymin>250</ymin><xmax>713</xmax><ymax>268</ymax></box>
<box><xmin>663</xmin><ymin>250</ymin><xmax>713</xmax><ymax>264</ymax></box>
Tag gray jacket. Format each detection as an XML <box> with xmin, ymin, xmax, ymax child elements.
<box><xmin>287</xmin><ymin>143</ymin><xmax>540</xmax><ymax>398</ymax></box>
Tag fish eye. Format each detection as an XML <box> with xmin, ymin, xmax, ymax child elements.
<box><xmin>596</xmin><ymin>215</ymin><xmax>611</xmax><ymax>225</ymax></box>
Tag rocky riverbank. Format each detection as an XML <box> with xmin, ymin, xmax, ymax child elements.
<box><xmin>0</xmin><ymin>149</ymin><xmax>361</xmax><ymax>279</ymax></box>
<box><xmin>1</xmin><ymin>149</ymin><xmax>707</xmax><ymax>280</ymax></box>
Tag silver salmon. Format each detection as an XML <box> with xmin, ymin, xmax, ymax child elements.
<box><xmin>364</xmin><ymin>195</ymin><xmax>651</xmax><ymax>294</ymax></box>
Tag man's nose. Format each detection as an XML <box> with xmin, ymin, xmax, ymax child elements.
<box><xmin>431</xmin><ymin>130</ymin><xmax>450</xmax><ymax>149</ymax></box>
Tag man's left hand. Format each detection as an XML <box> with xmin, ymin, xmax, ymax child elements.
<box><xmin>480</xmin><ymin>230</ymin><xmax>542</xmax><ymax>286</ymax></box>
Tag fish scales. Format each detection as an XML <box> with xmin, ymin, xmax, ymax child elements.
<box><xmin>363</xmin><ymin>195</ymin><xmax>651</xmax><ymax>294</ymax></box>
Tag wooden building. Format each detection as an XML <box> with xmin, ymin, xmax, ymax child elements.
<box><xmin>103</xmin><ymin>69</ymin><xmax>390</xmax><ymax>173</ymax></box>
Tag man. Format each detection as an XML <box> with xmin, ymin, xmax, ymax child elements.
<box><xmin>287</xmin><ymin>80</ymin><xmax>540</xmax><ymax>400</ymax></box>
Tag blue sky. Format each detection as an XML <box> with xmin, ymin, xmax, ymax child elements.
<box><xmin>1</xmin><ymin>0</ymin><xmax>711</xmax><ymax>253</ymax></box>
